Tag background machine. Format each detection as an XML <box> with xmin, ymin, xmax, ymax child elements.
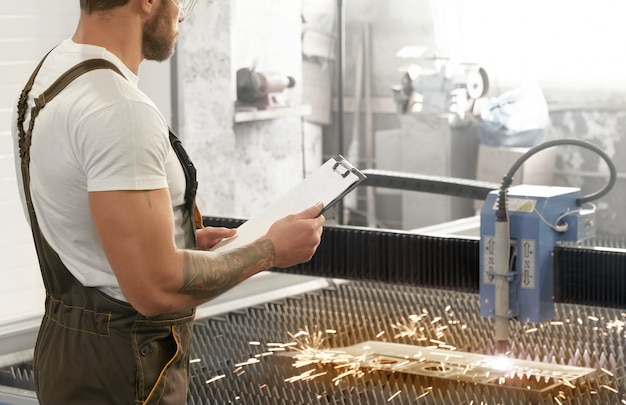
<box><xmin>0</xmin><ymin>142</ymin><xmax>624</xmax><ymax>405</ymax></box>
<box><xmin>236</xmin><ymin>66</ymin><xmax>296</xmax><ymax>110</ymax></box>
<box><xmin>392</xmin><ymin>56</ymin><xmax>489</xmax><ymax>125</ymax></box>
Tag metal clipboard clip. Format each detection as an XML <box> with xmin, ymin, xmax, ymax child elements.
<box><xmin>323</xmin><ymin>155</ymin><xmax>367</xmax><ymax>214</ymax></box>
<box><xmin>332</xmin><ymin>155</ymin><xmax>357</xmax><ymax>178</ymax></box>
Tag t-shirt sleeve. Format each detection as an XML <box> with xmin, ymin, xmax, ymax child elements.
<box><xmin>76</xmin><ymin>100</ymin><xmax>170</xmax><ymax>192</ymax></box>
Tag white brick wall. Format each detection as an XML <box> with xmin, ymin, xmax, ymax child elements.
<box><xmin>0</xmin><ymin>1</ymin><xmax>79</xmax><ymax>328</ymax></box>
<box><xmin>0</xmin><ymin>2</ymin><xmax>171</xmax><ymax>332</ymax></box>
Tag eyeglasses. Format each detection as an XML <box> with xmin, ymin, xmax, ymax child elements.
<box><xmin>170</xmin><ymin>0</ymin><xmax>198</xmax><ymax>19</ymax></box>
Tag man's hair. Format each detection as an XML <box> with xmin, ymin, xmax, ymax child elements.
<box><xmin>80</xmin><ymin>0</ymin><xmax>131</xmax><ymax>13</ymax></box>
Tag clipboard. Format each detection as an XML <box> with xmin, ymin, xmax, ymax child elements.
<box><xmin>210</xmin><ymin>155</ymin><xmax>366</xmax><ymax>253</ymax></box>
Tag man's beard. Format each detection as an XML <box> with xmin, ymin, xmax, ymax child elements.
<box><xmin>142</xmin><ymin>2</ymin><xmax>178</xmax><ymax>62</ymax></box>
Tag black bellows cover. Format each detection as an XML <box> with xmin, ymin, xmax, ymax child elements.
<box><xmin>204</xmin><ymin>217</ymin><xmax>626</xmax><ymax>309</ymax></box>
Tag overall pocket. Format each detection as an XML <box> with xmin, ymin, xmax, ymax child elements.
<box><xmin>133</xmin><ymin>317</ymin><xmax>194</xmax><ymax>405</ymax></box>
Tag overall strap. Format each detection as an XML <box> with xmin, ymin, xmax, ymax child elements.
<box><xmin>15</xmin><ymin>56</ymin><xmax>126</xmax><ymax>295</ymax></box>
<box><xmin>16</xmin><ymin>58</ymin><xmax>124</xmax><ymax>213</ymax></box>
<box><xmin>169</xmin><ymin>130</ymin><xmax>204</xmax><ymax>228</ymax></box>
<box><xmin>16</xmin><ymin>54</ymin><xmax>203</xmax><ymax>230</ymax></box>
<box><xmin>16</xmin><ymin>49</ymin><xmax>52</xmax><ymax>155</ymax></box>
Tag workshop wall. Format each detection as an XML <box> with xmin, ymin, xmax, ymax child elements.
<box><xmin>176</xmin><ymin>0</ymin><xmax>318</xmax><ymax>220</ymax></box>
<box><xmin>445</xmin><ymin>0</ymin><xmax>626</xmax><ymax>238</ymax></box>
<box><xmin>323</xmin><ymin>0</ymin><xmax>481</xmax><ymax>229</ymax></box>
<box><xmin>548</xmin><ymin>111</ymin><xmax>626</xmax><ymax>239</ymax></box>
<box><xmin>0</xmin><ymin>1</ymin><xmax>56</xmax><ymax>329</ymax></box>
<box><xmin>326</xmin><ymin>0</ymin><xmax>626</xmax><ymax>237</ymax></box>
<box><xmin>0</xmin><ymin>3</ymin><xmax>174</xmax><ymax>334</ymax></box>
<box><xmin>2</xmin><ymin>0</ymin><xmax>625</xmax><ymax>339</ymax></box>
<box><xmin>0</xmin><ymin>0</ymin><xmax>317</xmax><ymax>339</ymax></box>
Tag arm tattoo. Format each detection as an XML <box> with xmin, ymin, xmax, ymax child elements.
<box><xmin>179</xmin><ymin>239</ymin><xmax>276</xmax><ymax>300</ymax></box>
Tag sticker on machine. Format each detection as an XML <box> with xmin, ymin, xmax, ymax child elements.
<box><xmin>492</xmin><ymin>197</ymin><xmax>537</xmax><ymax>212</ymax></box>
<box><xmin>520</xmin><ymin>239</ymin><xmax>536</xmax><ymax>289</ymax></box>
<box><xmin>482</xmin><ymin>235</ymin><xmax>495</xmax><ymax>285</ymax></box>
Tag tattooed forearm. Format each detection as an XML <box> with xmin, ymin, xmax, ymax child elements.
<box><xmin>179</xmin><ymin>239</ymin><xmax>276</xmax><ymax>300</ymax></box>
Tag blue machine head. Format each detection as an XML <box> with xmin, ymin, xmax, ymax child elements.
<box><xmin>479</xmin><ymin>185</ymin><xmax>596</xmax><ymax>324</ymax></box>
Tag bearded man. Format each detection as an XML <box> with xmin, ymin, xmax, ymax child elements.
<box><xmin>12</xmin><ymin>1</ymin><xmax>324</xmax><ymax>403</ymax></box>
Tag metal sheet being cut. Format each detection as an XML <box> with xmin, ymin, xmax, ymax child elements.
<box><xmin>332</xmin><ymin>341</ymin><xmax>597</xmax><ymax>394</ymax></box>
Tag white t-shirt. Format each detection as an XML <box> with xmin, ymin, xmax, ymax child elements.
<box><xmin>12</xmin><ymin>39</ymin><xmax>193</xmax><ymax>301</ymax></box>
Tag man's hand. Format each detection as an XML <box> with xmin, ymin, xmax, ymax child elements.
<box><xmin>196</xmin><ymin>227</ymin><xmax>237</xmax><ymax>250</ymax></box>
<box><xmin>264</xmin><ymin>202</ymin><xmax>325</xmax><ymax>268</ymax></box>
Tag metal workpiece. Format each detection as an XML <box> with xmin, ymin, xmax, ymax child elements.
<box><xmin>329</xmin><ymin>341</ymin><xmax>596</xmax><ymax>391</ymax></box>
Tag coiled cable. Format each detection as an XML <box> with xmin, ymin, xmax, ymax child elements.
<box><xmin>495</xmin><ymin>139</ymin><xmax>617</xmax><ymax>221</ymax></box>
